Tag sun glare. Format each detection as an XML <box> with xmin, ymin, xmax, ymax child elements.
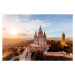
<box><xmin>10</xmin><ymin>29</ymin><xmax>18</xmax><ymax>35</ymax></box>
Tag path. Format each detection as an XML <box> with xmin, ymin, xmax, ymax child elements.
<box><xmin>19</xmin><ymin>47</ymin><xmax>31</xmax><ymax>61</ymax></box>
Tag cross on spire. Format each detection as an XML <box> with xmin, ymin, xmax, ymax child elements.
<box><xmin>40</xmin><ymin>25</ymin><xmax>41</xmax><ymax>28</ymax></box>
<box><xmin>35</xmin><ymin>31</ymin><xmax>37</xmax><ymax>34</ymax></box>
<box><xmin>44</xmin><ymin>31</ymin><xmax>46</xmax><ymax>35</ymax></box>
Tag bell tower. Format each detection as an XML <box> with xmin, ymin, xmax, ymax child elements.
<box><xmin>61</xmin><ymin>32</ymin><xmax>65</xmax><ymax>44</ymax></box>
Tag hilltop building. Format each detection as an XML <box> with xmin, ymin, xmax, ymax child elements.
<box><xmin>61</xmin><ymin>32</ymin><xmax>65</xmax><ymax>44</ymax></box>
<box><xmin>34</xmin><ymin>25</ymin><xmax>47</xmax><ymax>46</ymax></box>
<box><xmin>30</xmin><ymin>25</ymin><xmax>49</xmax><ymax>52</ymax></box>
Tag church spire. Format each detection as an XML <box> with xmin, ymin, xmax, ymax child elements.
<box><xmin>35</xmin><ymin>31</ymin><xmax>37</xmax><ymax>35</ymax></box>
<box><xmin>44</xmin><ymin>31</ymin><xmax>46</xmax><ymax>36</ymax></box>
<box><xmin>40</xmin><ymin>25</ymin><xmax>41</xmax><ymax>28</ymax></box>
<box><xmin>39</xmin><ymin>25</ymin><xmax>42</xmax><ymax>33</ymax></box>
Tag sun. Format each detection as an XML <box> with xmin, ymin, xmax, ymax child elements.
<box><xmin>10</xmin><ymin>29</ymin><xmax>18</xmax><ymax>35</ymax></box>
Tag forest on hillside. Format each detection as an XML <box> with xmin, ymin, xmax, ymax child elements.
<box><xmin>47</xmin><ymin>40</ymin><xmax>73</xmax><ymax>53</ymax></box>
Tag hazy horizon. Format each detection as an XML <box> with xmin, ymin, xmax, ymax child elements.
<box><xmin>3</xmin><ymin>37</ymin><xmax>73</xmax><ymax>41</ymax></box>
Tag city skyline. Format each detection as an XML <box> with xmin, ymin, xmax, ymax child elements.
<box><xmin>2</xmin><ymin>14</ymin><xmax>73</xmax><ymax>40</ymax></box>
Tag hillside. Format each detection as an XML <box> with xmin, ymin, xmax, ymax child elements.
<box><xmin>2</xmin><ymin>38</ymin><xmax>34</xmax><ymax>50</ymax></box>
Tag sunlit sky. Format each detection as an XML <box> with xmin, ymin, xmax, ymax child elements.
<box><xmin>2</xmin><ymin>14</ymin><xmax>73</xmax><ymax>40</ymax></box>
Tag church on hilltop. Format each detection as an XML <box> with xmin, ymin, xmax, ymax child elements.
<box><xmin>34</xmin><ymin>25</ymin><xmax>47</xmax><ymax>46</ymax></box>
<box><xmin>29</xmin><ymin>25</ymin><xmax>49</xmax><ymax>52</ymax></box>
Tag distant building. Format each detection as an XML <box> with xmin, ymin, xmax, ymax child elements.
<box><xmin>34</xmin><ymin>25</ymin><xmax>47</xmax><ymax>46</ymax></box>
<box><xmin>62</xmin><ymin>32</ymin><xmax>65</xmax><ymax>41</ymax></box>
<box><xmin>61</xmin><ymin>32</ymin><xmax>65</xmax><ymax>44</ymax></box>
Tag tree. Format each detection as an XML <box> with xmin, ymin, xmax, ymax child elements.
<box><xmin>14</xmin><ymin>51</ymin><xmax>20</xmax><ymax>56</ymax></box>
<box><xmin>31</xmin><ymin>50</ymin><xmax>44</xmax><ymax>60</ymax></box>
<box><xmin>20</xmin><ymin>48</ymin><xmax>24</xmax><ymax>53</ymax></box>
<box><xmin>47</xmin><ymin>40</ymin><xmax>63</xmax><ymax>52</ymax></box>
<box><xmin>12</xmin><ymin>48</ymin><xmax>18</xmax><ymax>52</ymax></box>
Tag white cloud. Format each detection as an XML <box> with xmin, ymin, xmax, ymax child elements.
<box><xmin>3</xmin><ymin>16</ymin><xmax>51</xmax><ymax>38</ymax></box>
<box><xmin>15</xmin><ymin>18</ymin><xmax>20</xmax><ymax>22</ymax></box>
<box><xmin>56</xmin><ymin>29</ymin><xmax>72</xmax><ymax>31</ymax></box>
<box><xmin>23</xmin><ymin>19</ymin><xmax>50</xmax><ymax>28</ymax></box>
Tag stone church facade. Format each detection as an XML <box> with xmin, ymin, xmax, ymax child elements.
<box><xmin>34</xmin><ymin>25</ymin><xmax>47</xmax><ymax>46</ymax></box>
